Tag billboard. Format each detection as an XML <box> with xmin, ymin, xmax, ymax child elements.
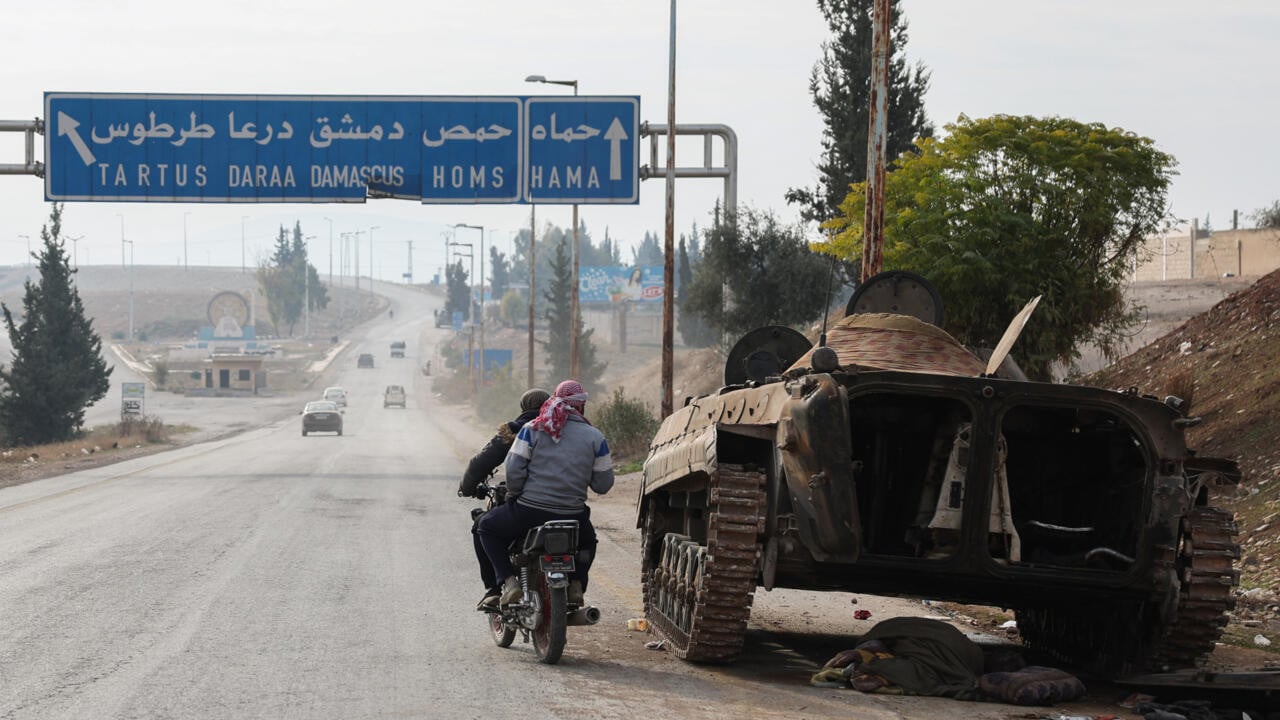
<box><xmin>579</xmin><ymin>266</ymin><xmax>664</xmax><ymax>304</ymax></box>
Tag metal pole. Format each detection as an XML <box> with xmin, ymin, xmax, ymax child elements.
<box><xmin>570</xmin><ymin>83</ymin><xmax>581</xmax><ymax>381</ymax></box>
<box><xmin>183</xmin><ymin>211</ymin><xmax>190</xmax><ymax>271</ymax></box>
<box><xmin>861</xmin><ymin>0</ymin><xmax>890</xmax><ymax>282</ymax></box>
<box><xmin>353</xmin><ymin>231</ymin><xmax>363</xmax><ymax>319</ymax></box>
<box><xmin>338</xmin><ymin>232</ymin><xmax>346</xmax><ymax>327</ymax></box>
<box><xmin>240</xmin><ymin>216</ymin><xmax>248</xmax><ymax>273</ymax></box>
<box><xmin>528</xmin><ymin>206</ymin><xmax>536</xmax><ymax>388</ymax></box>
<box><xmin>369</xmin><ymin>226</ymin><xmax>379</xmax><ymax>286</ymax></box>
<box><xmin>324</xmin><ymin>217</ymin><xmax>333</xmax><ymax>286</ymax></box>
<box><xmin>304</xmin><ymin>234</ymin><xmax>314</xmax><ymax>337</ymax></box>
<box><xmin>661</xmin><ymin>0</ymin><xmax>678</xmax><ymax>419</ymax></box>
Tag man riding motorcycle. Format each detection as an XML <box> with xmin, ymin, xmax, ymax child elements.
<box><xmin>459</xmin><ymin>388</ymin><xmax>550</xmax><ymax>608</ymax></box>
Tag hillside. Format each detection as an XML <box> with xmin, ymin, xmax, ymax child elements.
<box><xmin>1090</xmin><ymin>270</ymin><xmax>1280</xmax><ymax>598</ymax></box>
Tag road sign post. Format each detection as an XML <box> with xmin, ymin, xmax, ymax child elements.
<box><xmin>121</xmin><ymin>382</ymin><xmax>145</xmax><ymax>419</ymax></box>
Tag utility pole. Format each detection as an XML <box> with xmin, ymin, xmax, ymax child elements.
<box><xmin>528</xmin><ymin>206</ymin><xmax>536</xmax><ymax>388</ymax></box>
<box><xmin>405</xmin><ymin>240</ymin><xmax>413</xmax><ymax>283</ymax></box>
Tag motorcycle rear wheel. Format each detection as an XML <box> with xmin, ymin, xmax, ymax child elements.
<box><xmin>489</xmin><ymin>611</ymin><xmax>516</xmax><ymax>648</ymax></box>
<box><xmin>532</xmin><ymin>575</ymin><xmax>568</xmax><ymax>664</ymax></box>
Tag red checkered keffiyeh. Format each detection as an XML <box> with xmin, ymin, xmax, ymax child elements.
<box><xmin>532</xmin><ymin>380</ymin><xmax>589</xmax><ymax>442</ymax></box>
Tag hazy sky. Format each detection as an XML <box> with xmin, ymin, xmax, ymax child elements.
<box><xmin>1</xmin><ymin>1</ymin><xmax>1276</xmax><ymax>281</ymax></box>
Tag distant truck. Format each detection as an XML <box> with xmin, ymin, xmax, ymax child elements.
<box><xmin>390</xmin><ymin>341</ymin><xmax>406</xmax><ymax>358</ymax></box>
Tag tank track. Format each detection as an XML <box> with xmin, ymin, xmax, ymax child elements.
<box><xmin>1017</xmin><ymin>506</ymin><xmax>1239</xmax><ymax>675</ymax></box>
<box><xmin>643</xmin><ymin>464</ymin><xmax>766</xmax><ymax>662</ymax></box>
<box><xmin>1151</xmin><ymin>506</ymin><xmax>1240</xmax><ymax>669</ymax></box>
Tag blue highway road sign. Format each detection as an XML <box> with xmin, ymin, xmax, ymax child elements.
<box><xmin>44</xmin><ymin>93</ymin><xmax>639</xmax><ymax>205</ymax></box>
<box><xmin>524</xmin><ymin>97</ymin><xmax>639</xmax><ymax>204</ymax></box>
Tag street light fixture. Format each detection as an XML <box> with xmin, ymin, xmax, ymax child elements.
<box><xmin>369</xmin><ymin>226</ymin><xmax>380</xmax><ymax>286</ymax></box>
<box><xmin>17</xmin><ymin>234</ymin><xmax>30</xmax><ymax>267</ymax></box>
<box><xmin>526</xmin><ymin>73</ymin><xmax>581</xmax><ymax>380</ymax></box>
<box><xmin>183</xmin><ymin>211</ymin><xmax>191</xmax><ymax>271</ymax></box>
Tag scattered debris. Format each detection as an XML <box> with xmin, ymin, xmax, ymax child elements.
<box><xmin>1255</xmin><ymin>634</ymin><xmax>1272</xmax><ymax>647</ymax></box>
<box><xmin>644</xmin><ymin>639</ymin><xmax>666</xmax><ymax>651</ymax></box>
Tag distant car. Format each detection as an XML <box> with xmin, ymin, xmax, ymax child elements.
<box><xmin>323</xmin><ymin>386</ymin><xmax>348</xmax><ymax>407</ymax></box>
<box><xmin>301</xmin><ymin>400</ymin><xmax>343</xmax><ymax>436</ymax></box>
<box><xmin>358</xmin><ymin>353</ymin><xmax>375</xmax><ymax>368</ymax></box>
<box><xmin>383</xmin><ymin>384</ymin><xmax>407</xmax><ymax>408</ymax></box>
<box><xmin>390</xmin><ymin>341</ymin><xmax>406</xmax><ymax>358</ymax></box>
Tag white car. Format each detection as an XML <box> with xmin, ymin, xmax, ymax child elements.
<box><xmin>323</xmin><ymin>386</ymin><xmax>348</xmax><ymax>407</ymax></box>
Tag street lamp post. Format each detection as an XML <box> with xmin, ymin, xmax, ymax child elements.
<box><xmin>323</xmin><ymin>216</ymin><xmax>333</xmax><ymax>286</ymax></box>
<box><xmin>17</xmin><ymin>234</ymin><xmax>30</xmax><ymax>266</ymax></box>
<box><xmin>526</xmin><ymin>74</ymin><xmax>581</xmax><ymax>380</ymax></box>
<box><xmin>122</xmin><ymin>238</ymin><xmax>135</xmax><ymax>341</ymax></box>
<box><xmin>449</xmin><ymin>240</ymin><xmax>475</xmax><ymax>396</ymax></box>
<box><xmin>352</xmin><ymin>230</ymin><xmax>364</xmax><ymax>319</ymax></box>
<box><xmin>183</xmin><ymin>211</ymin><xmax>191</xmax><ymax>271</ymax></box>
<box><xmin>240</xmin><ymin>216</ymin><xmax>248</xmax><ymax>273</ymax></box>
<box><xmin>338</xmin><ymin>231</ymin><xmax>348</xmax><ymax>326</ymax></box>
<box><xmin>369</xmin><ymin>226</ymin><xmax>380</xmax><ymax>287</ymax></box>
<box><xmin>303</xmin><ymin>234</ymin><xmax>315</xmax><ymax>337</ymax></box>
<box><xmin>66</xmin><ymin>235</ymin><xmax>82</xmax><ymax>267</ymax></box>
<box><xmin>455</xmin><ymin>224</ymin><xmax>485</xmax><ymax>392</ymax></box>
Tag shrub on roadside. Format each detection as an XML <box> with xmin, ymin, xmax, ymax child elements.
<box><xmin>117</xmin><ymin>415</ymin><xmax>169</xmax><ymax>443</ymax></box>
<box><xmin>592</xmin><ymin>388</ymin><xmax>659</xmax><ymax>461</ymax></box>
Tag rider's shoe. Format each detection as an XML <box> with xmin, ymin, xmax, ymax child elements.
<box><xmin>476</xmin><ymin>587</ymin><xmax>500</xmax><ymax>611</ymax></box>
<box><xmin>499</xmin><ymin>576</ymin><xmax>522</xmax><ymax>606</ymax></box>
<box><xmin>567</xmin><ymin>580</ymin><xmax>584</xmax><ymax>605</ymax></box>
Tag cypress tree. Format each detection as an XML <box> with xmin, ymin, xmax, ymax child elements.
<box><xmin>0</xmin><ymin>203</ymin><xmax>111</xmax><ymax>445</ymax></box>
<box><xmin>785</xmin><ymin>0</ymin><xmax>933</xmax><ymax>224</ymax></box>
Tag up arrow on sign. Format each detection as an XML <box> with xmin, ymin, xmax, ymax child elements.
<box><xmin>605</xmin><ymin>117</ymin><xmax>628</xmax><ymax>181</ymax></box>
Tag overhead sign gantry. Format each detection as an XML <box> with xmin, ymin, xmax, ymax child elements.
<box><xmin>43</xmin><ymin>92</ymin><xmax>639</xmax><ymax>205</ymax></box>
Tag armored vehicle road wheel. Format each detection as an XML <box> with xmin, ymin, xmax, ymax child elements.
<box><xmin>642</xmin><ymin>464</ymin><xmax>765</xmax><ymax>663</ymax></box>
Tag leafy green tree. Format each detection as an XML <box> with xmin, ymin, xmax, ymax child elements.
<box><xmin>444</xmin><ymin>260</ymin><xmax>470</xmax><ymax>322</ymax></box>
<box><xmin>823</xmin><ymin>114</ymin><xmax>1177</xmax><ymax>380</ymax></box>
<box><xmin>684</xmin><ymin>208</ymin><xmax>831</xmax><ymax>342</ymax></box>
<box><xmin>1250</xmin><ymin>200</ymin><xmax>1280</xmax><ymax>229</ymax></box>
<box><xmin>786</xmin><ymin>0</ymin><xmax>933</xmax><ymax>224</ymax></box>
<box><xmin>0</xmin><ymin>203</ymin><xmax>111</xmax><ymax>445</ymax></box>
<box><xmin>541</xmin><ymin>238</ymin><xmax>605</xmax><ymax>391</ymax></box>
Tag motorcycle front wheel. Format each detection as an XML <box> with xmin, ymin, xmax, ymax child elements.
<box><xmin>489</xmin><ymin>611</ymin><xmax>516</xmax><ymax>648</ymax></box>
<box><xmin>532</xmin><ymin>574</ymin><xmax>568</xmax><ymax>664</ymax></box>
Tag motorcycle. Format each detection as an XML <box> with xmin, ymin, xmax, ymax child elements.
<box><xmin>472</xmin><ymin>482</ymin><xmax>601</xmax><ymax>664</ymax></box>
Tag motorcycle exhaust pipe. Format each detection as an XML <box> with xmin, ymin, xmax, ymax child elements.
<box><xmin>567</xmin><ymin>606</ymin><xmax>601</xmax><ymax>626</ymax></box>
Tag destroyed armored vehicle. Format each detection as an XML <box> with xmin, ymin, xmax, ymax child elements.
<box><xmin>637</xmin><ymin>272</ymin><xmax>1240</xmax><ymax>677</ymax></box>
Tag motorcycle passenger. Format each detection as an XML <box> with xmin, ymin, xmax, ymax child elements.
<box><xmin>459</xmin><ymin>388</ymin><xmax>550</xmax><ymax>609</ymax></box>
<box><xmin>477</xmin><ymin>380</ymin><xmax>614</xmax><ymax>608</ymax></box>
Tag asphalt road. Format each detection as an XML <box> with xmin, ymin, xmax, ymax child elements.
<box><xmin>0</xmin><ymin>281</ymin><xmax>1149</xmax><ymax>720</ymax></box>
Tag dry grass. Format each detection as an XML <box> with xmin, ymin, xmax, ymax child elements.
<box><xmin>0</xmin><ymin>417</ymin><xmax>195</xmax><ymax>490</ymax></box>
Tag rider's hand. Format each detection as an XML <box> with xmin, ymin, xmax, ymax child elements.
<box><xmin>472</xmin><ymin>486</ymin><xmax>489</xmax><ymax>499</ymax></box>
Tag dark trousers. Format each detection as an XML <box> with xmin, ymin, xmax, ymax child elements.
<box><xmin>477</xmin><ymin>501</ymin><xmax>597</xmax><ymax>591</ymax></box>
<box><xmin>472</xmin><ymin>514</ymin><xmax>497</xmax><ymax>591</ymax></box>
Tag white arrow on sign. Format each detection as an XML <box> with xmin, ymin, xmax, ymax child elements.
<box><xmin>57</xmin><ymin>111</ymin><xmax>96</xmax><ymax>166</ymax></box>
<box><xmin>604</xmin><ymin>117</ymin><xmax>628</xmax><ymax>181</ymax></box>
